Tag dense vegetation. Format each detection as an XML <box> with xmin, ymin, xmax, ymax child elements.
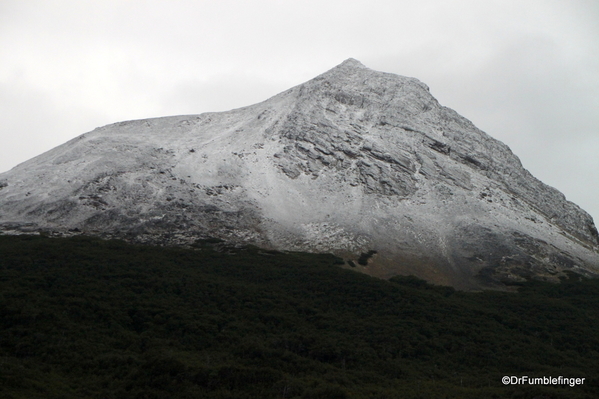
<box><xmin>0</xmin><ymin>234</ymin><xmax>598</xmax><ymax>398</ymax></box>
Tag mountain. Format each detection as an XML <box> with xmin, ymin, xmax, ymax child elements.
<box><xmin>0</xmin><ymin>58</ymin><xmax>597</xmax><ymax>289</ymax></box>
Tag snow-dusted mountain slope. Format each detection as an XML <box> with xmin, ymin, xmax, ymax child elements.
<box><xmin>1</xmin><ymin>59</ymin><xmax>598</xmax><ymax>289</ymax></box>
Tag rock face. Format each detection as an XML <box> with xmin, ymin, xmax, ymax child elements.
<box><xmin>1</xmin><ymin>59</ymin><xmax>598</xmax><ymax>289</ymax></box>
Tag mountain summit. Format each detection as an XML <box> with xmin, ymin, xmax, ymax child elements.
<box><xmin>1</xmin><ymin>60</ymin><xmax>597</xmax><ymax>289</ymax></box>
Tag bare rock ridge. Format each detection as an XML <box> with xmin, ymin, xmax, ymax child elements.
<box><xmin>1</xmin><ymin>58</ymin><xmax>598</xmax><ymax>289</ymax></box>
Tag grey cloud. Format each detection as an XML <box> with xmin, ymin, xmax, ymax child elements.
<box><xmin>0</xmin><ymin>0</ymin><xmax>597</xmax><ymax>223</ymax></box>
<box><xmin>159</xmin><ymin>74</ymin><xmax>289</xmax><ymax>115</ymax></box>
<box><xmin>0</xmin><ymin>78</ymin><xmax>107</xmax><ymax>173</ymax></box>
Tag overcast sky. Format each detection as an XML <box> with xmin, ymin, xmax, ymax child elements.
<box><xmin>1</xmin><ymin>0</ymin><xmax>597</xmax><ymax>223</ymax></box>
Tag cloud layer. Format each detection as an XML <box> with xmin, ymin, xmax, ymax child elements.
<box><xmin>1</xmin><ymin>0</ymin><xmax>597</xmax><ymax>222</ymax></box>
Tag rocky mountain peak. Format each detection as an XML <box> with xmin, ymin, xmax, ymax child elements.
<box><xmin>331</xmin><ymin>57</ymin><xmax>367</xmax><ymax>70</ymax></box>
<box><xmin>340</xmin><ymin>57</ymin><xmax>365</xmax><ymax>66</ymax></box>
<box><xmin>0</xmin><ymin>60</ymin><xmax>597</xmax><ymax>289</ymax></box>
<box><xmin>301</xmin><ymin>57</ymin><xmax>430</xmax><ymax>102</ymax></box>
<box><xmin>309</xmin><ymin>58</ymin><xmax>369</xmax><ymax>81</ymax></box>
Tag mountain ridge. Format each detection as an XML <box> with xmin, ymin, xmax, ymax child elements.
<box><xmin>1</xmin><ymin>59</ymin><xmax>597</xmax><ymax>289</ymax></box>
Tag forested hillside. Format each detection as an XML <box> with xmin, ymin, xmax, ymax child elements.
<box><xmin>1</xmin><ymin>235</ymin><xmax>597</xmax><ymax>398</ymax></box>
